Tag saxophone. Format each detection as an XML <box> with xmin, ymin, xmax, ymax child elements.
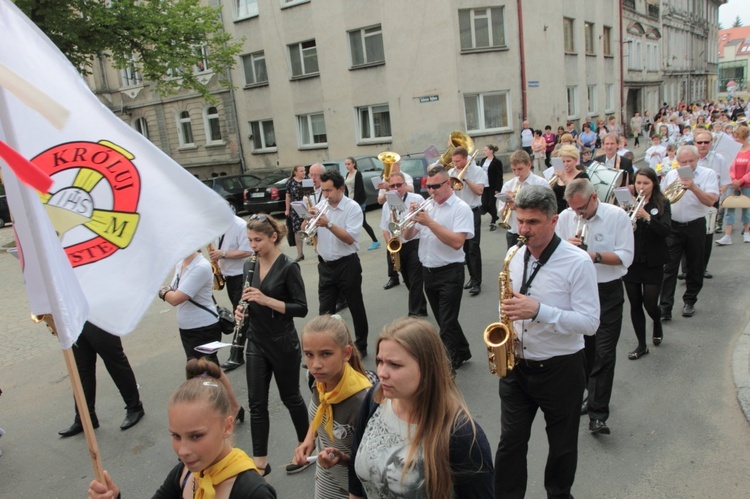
<box><xmin>483</xmin><ymin>236</ymin><xmax>526</xmax><ymax>377</ymax></box>
<box><xmin>206</xmin><ymin>243</ymin><xmax>225</xmax><ymax>290</ymax></box>
<box><xmin>229</xmin><ymin>255</ymin><xmax>257</xmax><ymax>351</ymax></box>
<box><xmin>386</xmin><ymin>207</ymin><xmax>402</xmax><ymax>272</ymax></box>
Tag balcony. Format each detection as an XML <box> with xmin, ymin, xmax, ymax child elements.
<box><xmin>648</xmin><ymin>3</ymin><xmax>659</xmax><ymax>20</ymax></box>
<box><xmin>623</xmin><ymin>0</ymin><xmax>635</xmax><ymax>11</ymax></box>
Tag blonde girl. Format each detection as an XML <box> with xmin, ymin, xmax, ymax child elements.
<box><xmin>293</xmin><ymin>315</ymin><xmax>372</xmax><ymax>499</ymax></box>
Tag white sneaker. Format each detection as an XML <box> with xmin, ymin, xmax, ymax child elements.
<box><xmin>715</xmin><ymin>235</ymin><xmax>732</xmax><ymax>246</ymax></box>
<box><xmin>744</xmin><ymin>232</ymin><xmax>750</xmax><ymax>243</ymax></box>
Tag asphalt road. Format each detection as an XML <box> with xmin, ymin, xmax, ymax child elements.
<box><xmin>0</xmin><ymin>194</ymin><xmax>749</xmax><ymax>498</ymax></box>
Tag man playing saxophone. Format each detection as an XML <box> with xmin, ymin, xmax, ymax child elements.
<box><xmin>379</xmin><ymin>171</ymin><xmax>427</xmax><ymax>317</ymax></box>
<box><xmin>497</xmin><ymin>150</ymin><xmax>550</xmax><ymax>251</ymax></box>
<box><xmin>494</xmin><ymin>185</ymin><xmax>599</xmax><ymax>499</ymax></box>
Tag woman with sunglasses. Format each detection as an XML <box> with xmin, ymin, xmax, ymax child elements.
<box><xmin>235</xmin><ymin>214</ymin><xmax>310</xmax><ymax>476</ymax></box>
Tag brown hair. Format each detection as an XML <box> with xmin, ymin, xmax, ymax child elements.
<box><xmin>246</xmin><ymin>214</ymin><xmax>287</xmax><ymax>245</ymax></box>
<box><xmin>172</xmin><ymin>358</ymin><xmax>231</xmax><ymax>418</ymax></box>
<box><xmin>302</xmin><ymin>315</ymin><xmax>366</xmax><ymax>375</ymax></box>
<box><xmin>509</xmin><ymin>149</ymin><xmax>531</xmax><ymax>165</ymax></box>
<box><xmin>733</xmin><ymin>124</ymin><xmax>749</xmax><ymax>141</ymax></box>
<box><xmin>374</xmin><ymin>318</ymin><xmax>480</xmax><ymax>499</ymax></box>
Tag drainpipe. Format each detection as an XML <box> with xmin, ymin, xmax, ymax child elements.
<box><xmin>517</xmin><ymin>0</ymin><xmax>527</xmax><ymax>120</ymax></box>
<box><xmin>619</xmin><ymin>0</ymin><xmax>625</xmax><ymax>123</ymax></box>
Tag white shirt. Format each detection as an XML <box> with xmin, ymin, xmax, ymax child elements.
<box><xmin>699</xmin><ymin>152</ymin><xmax>730</xmax><ymax>188</ymax></box>
<box><xmin>171</xmin><ymin>255</ymin><xmax>217</xmax><ymax>329</ymax></box>
<box><xmin>521</xmin><ymin>128</ymin><xmax>534</xmax><ymax>147</ymax></box>
<box><xmin>449</xmin><ymin>164</ymin><xmax>488</xmax><ymax>208</ymax></box>
<box><xmin>645</xmin><ymin>144</ymin><xmax>667</xmax><ymax>171</ymax></box>
<box><xmin>660</xmin><ymin>166</ymin><xmax>720</xmax><ymax>222</ymax></box>
<box><xmin>377</xmin><ymin>171</ymin><xmax>414</xmax><ymax>197</ymax></box>
<box><xmin>380</xmin><ymin>191</ymin><xmax>425</xmax><ymax>241</ymax></box>
<box><xmin>216</xmin><ymin>215</ymin><xmax>252</xmax><ymax>277</ymax></box>
<box><xmin>413</xmin><ymin>194</ymin><xmax>474</xmax><ymax>268</ymax></box>
<box><xmin>497</xmin><ymin>173</ymin><xmax>550</xmax><ymax>234</ymax></box>
<box><xmin>556</xmin><ymin>202</ymin><xmax>634</xmax><ymax>283</ymax></box>
<box><xmin>506</xmin><ymin>239</ymin><xmax>600</xmax><ymax>361</ymax></box>
<box><xmin>315</xmin><ymin>194</ymin><xmax>362</xmax><ymax>262</ymax></box>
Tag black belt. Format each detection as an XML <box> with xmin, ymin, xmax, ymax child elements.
<box><xmin>424</xmin><ymin>262</ymin><xmax>463</xmax><ymax>273</ymax></box>
<box><xmin>318</xmin><ymin>253</ymin><xmax>358</xmax><ymax>265</ymax></box>
<box><xmin>672</xmin><ymin>217</ymin><xmax>704</xmax><ymax>227</ymax></box>
<box><xmin>517</xmin><ymin>350</ymin><xmax>582</xmax><ymax>369</ymax></box>
<box><xmin>471</xmin><ymin>206</ymin><xmax>481</xmax><ymax>212</ymax></box>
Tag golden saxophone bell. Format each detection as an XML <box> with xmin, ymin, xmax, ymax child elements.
<box><xmin>378</xmin><ymin>151</ymin><xmax>400</xmax><ymax>181</ymax></box>
<box><xmin>386</xmin><ymin>236</ymin><xmax>402</xmax><ymax>272</ymax></box>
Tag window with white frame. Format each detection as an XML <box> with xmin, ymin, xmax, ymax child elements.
<box><xmin>250</xmin><ymin>119</ymin><xmax>276</xmax><ymax>151</ymax></box>
<box><xmin>458</xmin><ymin>7</ymin><xmax>506</xmax><ymax>51</ymax></box>
<box><xmin>297</xmin><ymin>113</ymin><xmax>327</xmax><ymax>146</ymax></box>
<box><xmin>242</xmin><ymin>51</ymin><xmax>268</xmax><ymax>86</ymax></box>
<box><xmin>605</xmin><ymin>84</ymin><xmax>614</xmax><ymax>112</ymax></box>
<box><xmin>177</xmin><ymin>111</ymin><xmax>195</xmax><ymax>147</ymax></box>
<box><xmin>587</xmin><ymin>85</ymin><xmax>597</xmax><ymax>115</ymax></box>
<box><xmin>357</xmin><ymin>104</ymin><xmax>391</xmax><ymax>142</ymax></box>
<box><xmin>627</xmin><ymin>39</ymin><xmax>642</xmax><ymax>70</ymax></box>
<box><xmin>603</xmin><ymin>26</ymin><xmax>612</xmax><ymax>56</ymax></box>
<box><xmin>349</xmin><ymin>25</ymin><xmax>385</xmax><ymax>67</ymax></box>
<box><xmin>584</xmin><ymin>22</ymin><xmax>595</xmax><ymax>54</ymax></box>
<box><xmin>564</xmin><ymin>18</ymin><xmax>575</xmax><ymax>53</ymax></box>
<box><xmin>204</xmin><ymin>106</ymin><xmax>222</xmax><ymax>143</ymax></box>
<box><xmin>289</xmin><ymin>40</ymin><xmax>319</xmax><ymax>78</ymax></box>
<box><xmin>281</xmin><ymin>0</ymin><xmax>310</xmax><ymax>8</ymax></box>
<box><xmin>120</xmin><ymin>57</ymin><xmax>142</xmax><ymax>87</ymax></box>
<box><xmin>195</xmin><ymin>45</ymin><xmax>210</xmax><ymax>73</ymax></box>
<box><xmin>133</xmin><ymin>117</ymin><xmax>149</xmax><ymax>139</ymax></box>
<box><xmin>235</xmin><ymin>0</ymin><xmax>258</xmax><ymax>20</ymax></box>
<box><xmin>567</xmin><ymin>86</ymin><xmax>578</xmax><ymax>118</ymax></box>
<box><xmin>464</xmin><ymin>92</ymin><xmax>510</xmax><ymax>132</ymax></box>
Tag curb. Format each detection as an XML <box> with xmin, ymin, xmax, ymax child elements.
<box><xmin>733</xmin><ymin>320</ymin><xmax>750</xmax><ymax>423</ymax></box>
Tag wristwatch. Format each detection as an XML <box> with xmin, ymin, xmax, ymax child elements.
<box><xmin>594</xmin><ymin>252</ymin><xmax>602</xmax><ymax>264</ymax></box>
<box><xmin>326</xmin><ymin>221</ymin><xmax>333</xmax><ymax>229</ymax></box>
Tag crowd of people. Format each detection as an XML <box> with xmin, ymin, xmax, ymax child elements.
<box><xmin>56</xmin><ymin>96</ymin><xmax>749</xmax><ymax>499</ymax></box>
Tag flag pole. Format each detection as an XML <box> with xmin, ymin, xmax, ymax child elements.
<box><xmin>35</xmin><ymin>314</ymin><xmax>106</xmax><ymax>484</ymax></box>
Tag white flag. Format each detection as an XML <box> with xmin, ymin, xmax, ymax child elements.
<box><xmin>0</xmin><ymin>0</ymin><xmax>234</xmax><ymax>335</ymax></box>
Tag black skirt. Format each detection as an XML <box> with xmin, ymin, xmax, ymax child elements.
<box><xmin>623</xmin><ymin>260</ymin><xmax>663</xmax><ymax>285</ymax></box>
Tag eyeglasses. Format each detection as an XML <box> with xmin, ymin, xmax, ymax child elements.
<box><xmin>425</xmin><ymin>180</ymin><xmax>448</xmax><ymax>190</ymax></box>
<box><xmin>389</xmin><ymin>183</ymin><xmax>403</xmax><ymax>189</ymax></box>
<box><xmin>571</xmin><ymin>195</ymin><xmax>594</xmax><ymax>215</ymax></box>
<box><xmin>249</xmin><ymin>214</ymin><xmax>268</xmax><ymax>221</ymax></box>
<box><xmin>695</xmin><ymin>141</ymin><xmax>711</xmax><ymax>145</ymax></box>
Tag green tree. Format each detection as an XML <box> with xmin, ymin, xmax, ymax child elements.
<box><xmin>14</xmin><ymin>0</ymin><xmax>243</xmax><ymax>99</ymax></box>
<box><xmin>732</xmin><ymin>16</ymin><xmax>743</xmax><ymax>28</ymax></box>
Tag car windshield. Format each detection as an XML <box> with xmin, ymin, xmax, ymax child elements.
<box><xmin>399</xmin><ymin>158</ymin><xmax>425</xmax><ymax>177</ymax></box>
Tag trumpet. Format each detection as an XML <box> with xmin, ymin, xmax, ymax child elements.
<box><xmin>388</xmin><ymin>197</ymin><xmax>434</xmax><ymax>236</ymax></box>
<box><xmin>548</xmin><ymin>173</ymin><xmax>559</xmax><ymax>187</ymax></box>
<box><xmin>498</xmin><ymin>183</ymin><xmax>522</xmax><ymax>230</ymax></box>
<box><xmin>297</xmin><ymin>200</ymin><xmax>330</xmax><ymax>241</ymax></box>
<box><xmin>206</xmin><ymin>243</ymin><xmax>225</xmax><ymax>290</ymax></box>
<box><xmin>628</xmin><ymin>190</ymin><xmax>646</xmax><ymax>230</ymax></box>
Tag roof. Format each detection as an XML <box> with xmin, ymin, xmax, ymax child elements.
<box><xmin>719</xmin><ymin>27</ymin><xmax>750</xmax><ymax>59</ymax></box>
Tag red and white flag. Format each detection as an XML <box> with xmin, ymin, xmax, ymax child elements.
<box><xmin>0</xmin><ymin>0</ymin><xmax>234</xmax><ymax>336</ymax></box>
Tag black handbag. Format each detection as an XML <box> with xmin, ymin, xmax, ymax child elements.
<box><xmin>188</xmin><ymin>296</ymin><xmax>235</xmax><ymax>335</ymax></box>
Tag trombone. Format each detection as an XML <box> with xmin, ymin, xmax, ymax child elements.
<box><xmin>449</xmin><ymin>149</ymin><xmax>479</xmax><ymax>191</ymax></box>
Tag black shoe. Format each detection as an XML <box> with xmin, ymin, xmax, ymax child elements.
<box><xmin>235</xmin><ymin>407</ymin><xmax>245</xmax><ymax>423</ymax></box>
<box><xmin>682</xmin><ymin>303</ymin><xmax>695</xmax><ymax>317</ymax></box>
<box><xmin>463</xmin><ymin>279</ymin><xmax>476</xmax><ymax>290</ymax></box>
<box><xmin>703</xmin><ymin>271</ymin><xmax>713</xmax><ymax>279</ymax></box>
<box><xmin>661</xmin><ymin>310</ymin><xmax>672</xmax><ymax>321</ymax></box>
<box><xmin>628</xmin><ymin>347</ymin><xmax>649</xmax><ymax>360</ymax></box>
<box><xmin>589</xmin><ymin>419</ymin><xmax>610</xmax><ymax>435</ymax></box>
<box><xmin>335</xmin><ymin>300</ymin><xmax>348</xmax><ymax>312</ymax></box>
<box><xmin>383</xmin><ymin>278</ymin><xmax>400</xmax><ymax>290</ymax></box>
<box><xmin>469</xmin><ymin>283</ymin><xmax>481</xmax><ymax>296</ymax></box>
<box><xmin>294</xmin><ymin>255</ymin><xmax>304</xmax><ymax>263</ymax></box>
<box><xmin>580</xmin><ymin>397</ymin><xmax>588</xmax><ymax>415</ymax></box>
<box><xmin>221</xmin><ymin>359</ymin><xmax>244</xmax><ymax>372</ymax></box>
<box><xmin>120</xmin><ymin>408</ymin><xmax>145</xmax><ymax>431</ymax></box>
<box><xmin>59</xmin><ymin>416</ymin><xmax>99</xmax><ymax>437</ymax></box>
<box><xmin>653</xmin><ymin>335</ymin><xmax>663</xmax><ymax>346</ymax></box>
<box><xmin>489</xmin><ymin>223</ymin><xmax>497</xmax><ymax>232</ymax></box>
<box><xmin>260</xmin><ymin>464</ymin><xmax>272</xmax><ymax>477</ymax></box>
<box><xmin>677</xmin><ymin>273</ymin><xmax>686</xmax><ymax>280</ymax></box>
<box><xmin>286</xmin><ymin>461</ymin><xmax>313</xmax><ymax>474</ymax></box>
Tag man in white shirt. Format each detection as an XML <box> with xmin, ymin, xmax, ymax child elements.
<box><xmin>376</xmin><ymin>160</ymin><xmax>414</xmax><ymax>290</ymax></box>
<box><xmin>557</xmin><ymin>179</ymin><xmax>634</xmax><ymax>435</ymax></box>
<box><xmin>593</xmin><ymin>133</ymin><xmax>635</xmax><ymax>185</ymax></box>
<box><xmin>497</xmin><ymin>150</ymin><xmax>551</xmax><ymax>250</ymax></box>
<box><xmin>210</xmin><ymin>215</ymin><xmax>253</xmax><ymax>371</ymax></box>
<box><xmin>659</xmin><ymin>145</ymin><xmax>719</xmax><ymax>319</ymax></box>
<box><xmin>404</xmin><ymin>166</ymin><xmax>474</xmax><ymax>370</ymax></box>
<box><xmin>520</xmin><ymin>120</ymin><xmax>534</xmax><ymax>156</ymax></box>
<box><xmin>380</xmin><ymin>172</ymin><xmax>427</xmax><ymax>317</ymax></box>
<box><xmin>495</xmin><ymin>185</ymin><xmax>599</xmax><ymax>498</ymax></box>
<box><xmin>449</xmin><ymin>146</ymin><xmax>488</xmax><ymax>296</ymax></box>
<box><xmin>312</xmin><ymin>170</ymin><xmax>370</xmax><ymax>355</ymax></box>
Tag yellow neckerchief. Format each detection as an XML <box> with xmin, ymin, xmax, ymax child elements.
<box><xmin>311</xmin><ymin>363</ymin><xmax>372</xmax><ymax>441</ymax></box>
<box><xmin>192</xmin><ymin>447</ymin><xmax>258</xmax><ymax>499</ymax></box>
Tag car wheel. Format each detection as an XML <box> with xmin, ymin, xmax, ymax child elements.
<box><xmin>0</xmin><ymin>217</ymin><xmax>5</xmax><ymax>228</ymax></box>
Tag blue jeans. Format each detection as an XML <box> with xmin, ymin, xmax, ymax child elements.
<box><xmin>723</xmin><ymin>187</ymin><xmax>750</xmax><ymax>226</ymax></box>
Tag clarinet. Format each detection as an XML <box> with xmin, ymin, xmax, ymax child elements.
<box><xmin>230</xmin><ymin>254</ymin><xmax>257</xmax><ymax>350</ymax></box>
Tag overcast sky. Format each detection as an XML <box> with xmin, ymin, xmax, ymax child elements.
<box><xmin>719</xmin><ymin>0</ymin><xmax>750</xmax><ymax>28</ymax></box>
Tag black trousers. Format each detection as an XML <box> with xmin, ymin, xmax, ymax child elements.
<box><xmin>246</xmin><ymin>339</ymin><xmax>309</xmax><ymax>456</ymax></box>
<box><xmin>72</xmin><ymin>322</ymin><xmax>142</xmax><ymax>420</ymax></box>
<box><xmin>584</xmin><ymin>279</ymin><xmax>624</xmax><ymax>422</ymax></box>
<box><xmin>225</xmin><ymin>274</ymin><xmax>245</xmax><ymax>310</ymax></box>
<box><xmin>660</xmin><ymin>219</ymin><xmax>705</xmax><ymax>313</ymax></box>
<box><xmin>398</xmin><ymin>240</ymin><xmax>427</xmax><ymax>316</ymax></box>
<box><xmin>545</xmin><ymin>150</ymin><xmax>552</xmax><ymax>167</ymax></box>
<box><xmin>482</xmin><ymin>187</ymin><xmax>498</xmax><ymax>223</ymax></box>
<box><xmin>464</xmin><ymin>207</ymin><xmax>483</xmax><ymax>284</ymax></box>
<box><xmin>423</xmin><ymin>263</ymin><xmax>469</xmax><ymax>362</ymax></box>
<box><xmin>386</xmin><ymin>246</ymin><xmax>399</xmax><ymax>279</ymax></box>
<box><xmin>495</xmin><ymin>350</ymin><xmax>586</xmax><ymax>499</ymax></box>
<box><xmin>179</xmin><ymin>323</ymin><xmax>221</xmax><ymax>364</ymax></box>
<box><xmin>318</xmin><ymin>253</ymin><xmax>369</xmax><ymax>353</ymax></box>
<box><xmin>506</xmin><ymin>232</ymin><xmax>520</xmax><ymax>252</ymax></box>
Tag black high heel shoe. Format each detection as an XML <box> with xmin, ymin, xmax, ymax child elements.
<box><xmin>235</xmin><ymin>407</ymin><xmax>245</xmax><ymax>423</ymax></box>
<box><xmin>260</xmin><ymin>463</ymin><xmax>271</xmax><ymax>477</ymax></box>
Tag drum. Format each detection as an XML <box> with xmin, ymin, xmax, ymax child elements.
<box><xmin>705</xmin><ymin>207</ymin><xmax>717</xmax><ymax>235</ymax></box>
<box><xmin>587</xmin><ymin>161</ymin><xmax>625</xmax><ymax>204</ymax></box>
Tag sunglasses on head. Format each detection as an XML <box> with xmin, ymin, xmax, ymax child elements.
<box><xmin>249</xmin><ymin>214</ymin><xmax>268</xmax><ymax>221</ymax></box>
